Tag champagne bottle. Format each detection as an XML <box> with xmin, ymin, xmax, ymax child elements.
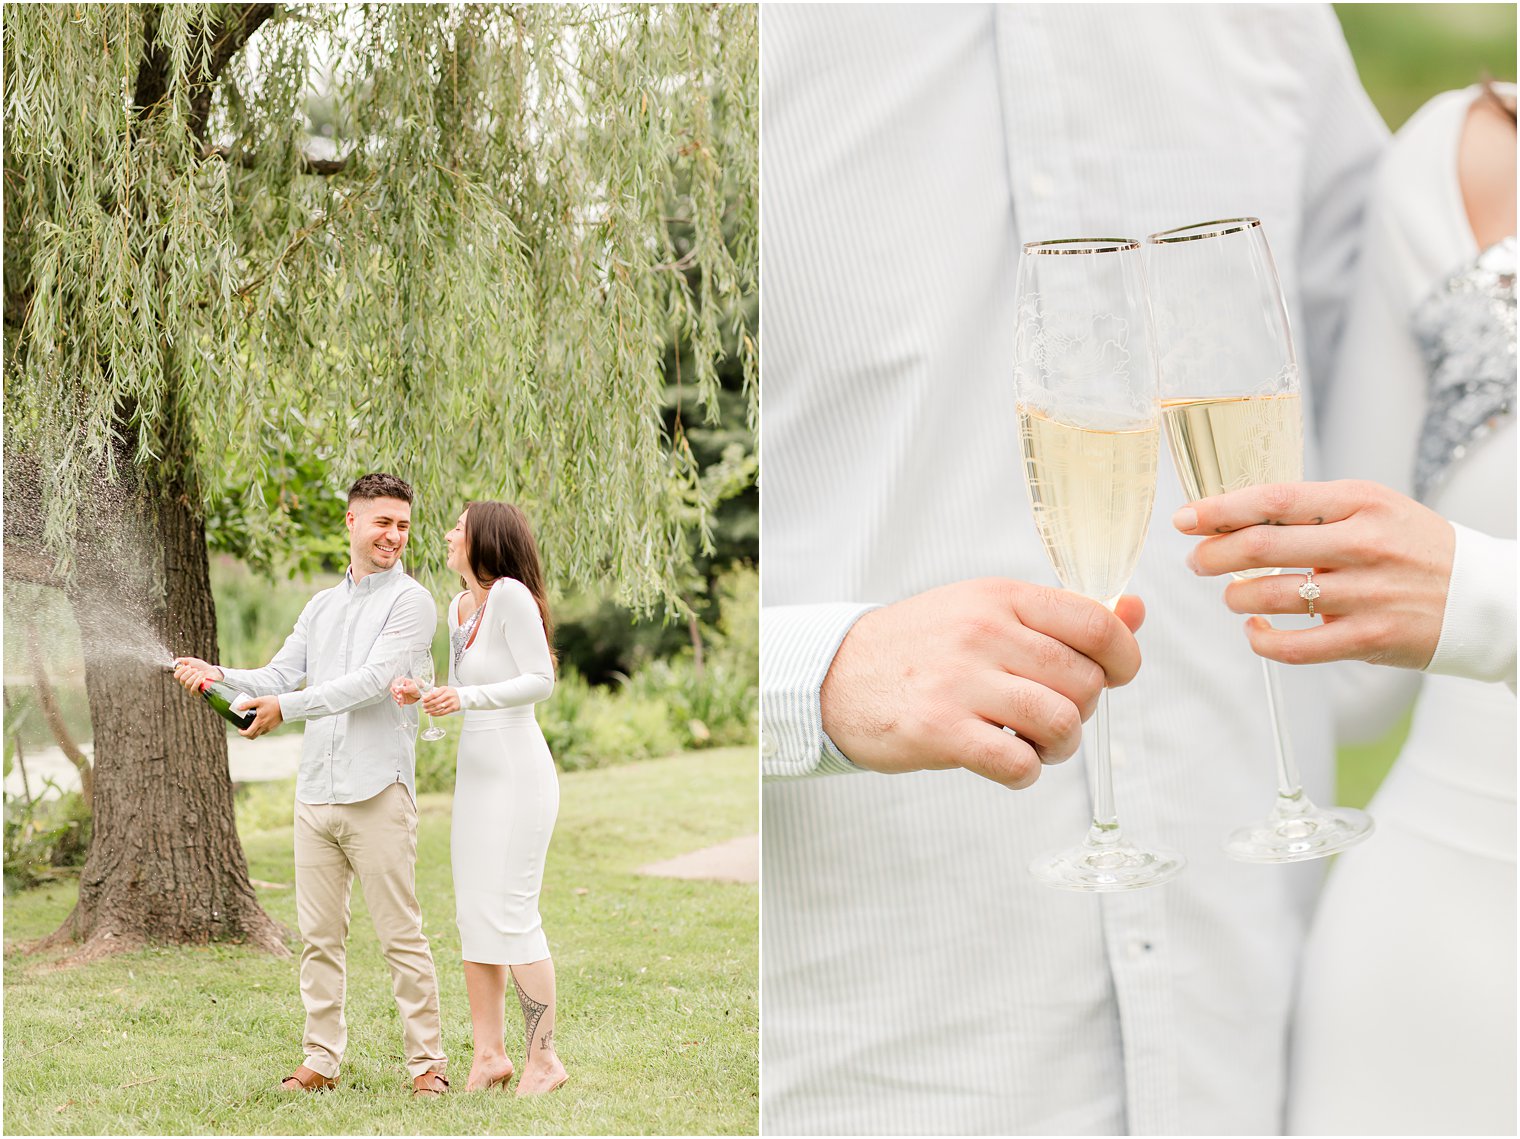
<box><xmin>199</xmin><ymin>678</ymin><xmax>256</xmax><ymax>731</ymax></box>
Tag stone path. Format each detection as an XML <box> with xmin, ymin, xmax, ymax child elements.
<box><xmin>637</xmin><ymin>834</ymin><xmax>759</xmax><ymax>884</ymax></box>
<box><xmin>4</xmin><ymin>734</ymin><xmax>304</xmax><ymax>801</ymax></box>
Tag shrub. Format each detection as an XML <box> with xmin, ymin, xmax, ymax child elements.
<box><xmin>539</xmin><ymin>668</ymin><xmax>682</xmax><ymax>773</ymax></box>
<box><xmin>3</xmin><ymin>786</ymin><xmax>92</xmax><ymax>895</ymax></box>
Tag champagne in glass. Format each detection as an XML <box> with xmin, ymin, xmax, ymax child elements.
<box><xmin>1019</xmin><ymin>407</ymin><xmax>1159</xmax><ymax>605</ymax></box>
<box><xmin>1161</xmin><ymin>392</ymin><xmax>1304</xmax><ymax>580</ymax></box>
<box><xmin>1146</xmin><ymin>217</ymin><xmax>1373</xmax><ymax>862</ymax></box>
<box><xmin>1015</xmin><ymin>236</ymin><xmax>1184</xmax><ymax>892</ymax></box>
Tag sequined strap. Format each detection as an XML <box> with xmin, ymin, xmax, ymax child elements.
<box><xmin>1411</xmin><ymin>237</ymin><xmax>1516</xmax><ymax>501</ymax></box>
<box><xmin>451</xmin><ymin>604</ymin><xmax>484</xmax><ymax>672</ymax></box>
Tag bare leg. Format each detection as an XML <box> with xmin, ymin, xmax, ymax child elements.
<box><xmin>510</xmin><ymin>958</ymin><xmax>567</xmax><ymax>1095</ymax></box>
<box><xmin>462</xmin><ymin>961</ymin><xmax>515</xmax><ymax>1091</ymax></box>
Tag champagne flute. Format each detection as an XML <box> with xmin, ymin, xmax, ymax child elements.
<box><xmin>391</xmin><ymin>654</ymin><xmax>414</xmax><ymax>734</ymax></box>
<box><xmin>1145</xmin><ymin>217</ymin><xmax>1373</xmax><ymax>862</ymax></box>
<box><xmin>1014</xmin><ymin>236</ymin><xmax>1185</xmax><ymax>892</ymax></box>
<box><xmin>410</xmin><ymin>648</ymin><xmax>447</xmax><ymax>742</ymax></box>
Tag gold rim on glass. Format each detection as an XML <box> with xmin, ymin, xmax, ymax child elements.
<box><xmin>1145</xmin><ymin>217</ymin><xmax>1261</xmax><ymax>244</ymax></box>
<box><xmin>1023</xmin><ymin>237</ymin><xmax>1140</xmax><ymax>255</ymax></box>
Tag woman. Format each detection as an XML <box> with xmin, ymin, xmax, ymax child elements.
<box><xmin>1175</xmin><ymin>83</ymin><xmax>1515</xmax><ymax>1134</ymax></box>
<box><xmin>395</xmin><ymin>501</ymin><xmax>568</xmax><ymax>1096</ymax></box>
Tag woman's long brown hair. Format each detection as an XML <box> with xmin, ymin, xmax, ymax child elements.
<box><xmin>462</xmin><ymin>501</ymin><xmax>556</xmax><ymax>669</ymax></box>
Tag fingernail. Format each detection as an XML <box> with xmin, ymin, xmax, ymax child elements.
<box><xmin>1172</xmin><ymin>507</ymin><xmax>1198</xmax><ymax>532</ymax></box>
<box><xmin>1185</xmin><ymin>549</ymin><xmax>1200</xmax><ymax>574</ymax></box>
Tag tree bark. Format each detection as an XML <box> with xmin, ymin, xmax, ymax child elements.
<box><xmin>39</xmin><ymin>410</ymin><xmax>287</xmax><ymax>961</ymax></box>
<box><xmin>28</xmin><ymin>0</ymin><xmax>290</xmax><ymax>965</ymax></box>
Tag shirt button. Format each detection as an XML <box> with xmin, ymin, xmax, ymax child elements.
<box><xmin>1110</xmin><ymin>741</ymin><xmax>1128</xmax><ymax>769</ymax></box>
<box><xmin>760</xmin><ymin>732</ymin><xmax>778</xmax><ymax>759</ymax></box>
<box><xmin>1126</xmin><ymin>938</ymin><xmax>1153</xmax><ymax>960</ymax></box>
<box><xmin>1029</xmin><ymin>170</ymin><xmax>1056</xmax><ymax>198</ymax></box>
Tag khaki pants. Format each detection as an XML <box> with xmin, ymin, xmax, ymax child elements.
<box><xmin>293</xmin><ymin>782</ymin><xmax>446</xmax><ymax>1079</ymax></box>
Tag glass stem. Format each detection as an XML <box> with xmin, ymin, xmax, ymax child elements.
<box><xmin>1086</xmin><ymin>687</ymin><xmax>1121</xmax><ymax>845</ymax></box>
<box><xmin>1257</xmin><ymin>633</ymin><xmax>1306</xmax><ymax>810</ymax></box>
<box><xmin>419</xmin><ymin>684</ymin><xmax>435</xmax><ymax>736</ymax></box>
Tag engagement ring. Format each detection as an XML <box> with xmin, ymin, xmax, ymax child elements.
<box><xmin>1298</xmin><ymin>570</ymin><xmax>1321</xmax><ymax>618</ymax></box>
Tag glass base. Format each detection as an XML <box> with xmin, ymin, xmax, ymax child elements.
<box><xmin>1030</xmin><ymin>835</ymin><xmax>1186</xmax><ymax>893</ymax></box>
<box><xmin>1224</xmin><ymin>800</ymin><xmax>1374</xmax><ymax>864</ymax></box>
<box><xmin>420</xmin><ymin>727</ymin><xmax>446</xmax><ymax>742</ymax></box>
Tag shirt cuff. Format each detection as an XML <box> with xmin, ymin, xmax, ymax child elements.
<box><xmin>761</xmin><ymin>603</ymin><xmax>879</xmax><ymax>777</ymax></box>
<box><xmin>277</xmin><ymin>691</ymin><xmax>310</xmax><ymax>723</ymax></box>
<box><xmin>1425</xmin><ymin>522</ymin><xmax>1517</xmax><ymax>689</ymax></box>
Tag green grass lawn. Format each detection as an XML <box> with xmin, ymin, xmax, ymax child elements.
<box><xmin>3</xmin><ymin>747</ymin><xmax>758</xmax><ymax>1136</ymax></box>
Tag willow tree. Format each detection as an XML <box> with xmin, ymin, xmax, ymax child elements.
<box><xmin>2</xmin><ymin>3</ymin><xmax>757</xmax><ymax>959</ymax></box>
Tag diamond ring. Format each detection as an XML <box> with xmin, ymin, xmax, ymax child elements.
<box><xmin>1298</xmin><ymin>569</ymin><xmax>1321</xmax><ymax>618</ymax></box>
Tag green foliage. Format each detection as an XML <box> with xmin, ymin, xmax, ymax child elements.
<box><xmin>1338</xmin><ymin>3</ymin><xmax>1516</xmax><ymax>130</ymax></box>
<box><xmin>206</xmin><ymin>438</ymin><xmax>350</xmax><ymax>578</ymax></box>
<box><xmin>211</xmin><ymin>556</ymin><xmax>342</xmax><ymax>669</ymax></box>
<box><xmin>538</xmin><ymin>667</ymin><xmax>683</xmax><ymax>775</ymax></box>
<box><xmin>3</xmin><ymin>787</ymin><xmax>92</xmax><ymax>896</ymax></box>
<box><xmin>4</xmin><ymin>4</ymin><xmax>758</xmax><ymax>612</ymax></box>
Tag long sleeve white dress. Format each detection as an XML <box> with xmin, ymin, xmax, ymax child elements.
<box><xmin>1287</xmin><ymin>87</ymin><xmax>1517</xmax><ymax>1136</ymax></box>
<box><xmin>446</xmin><ymin>577</ymin><xmax>559</xmax><ymax>965</ymax></box>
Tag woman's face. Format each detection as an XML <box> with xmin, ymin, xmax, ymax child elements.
<box><xmin>445</xmin><ymin>510</ymin><xmax>470</xmax><ymax>578</ymax></box>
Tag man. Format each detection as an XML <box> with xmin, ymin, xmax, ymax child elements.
<box><xmin>174</xmin><ymin>473</ymin><xmax>448</xmax><ymax>1097</ymax></box>
<box><xmin>761</xmin><ymin>6</ymin><xmax>1387</xmax><ymax>1134</ymax></box>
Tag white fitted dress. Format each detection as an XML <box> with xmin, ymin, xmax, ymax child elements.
<box><xmin>1288</xmin><ymin>88</ymin><xmax>1516</xmax><ymax>1135</ymax></box>
<box><xmin>447</xmin><ymin>578</ymin><xmax>558</xmax><ymax>965</ymax></box>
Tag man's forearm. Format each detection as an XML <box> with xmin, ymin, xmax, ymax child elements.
<box><xmin>277</xmin><ymin>662</ymin><xmax>395</xmax><ymax>722</ymax></box>
<box><xmin>281</xmin><ymin>595</ymin><xmax>436</xmax><ymax>722</ymax></box>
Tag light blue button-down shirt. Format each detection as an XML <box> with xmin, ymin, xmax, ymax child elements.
<box><xmin>220</xmin><ymin>561</ymin><xmax>438</xmax><ymax>805</ymax></box>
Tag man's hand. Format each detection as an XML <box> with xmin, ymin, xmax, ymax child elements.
<box><xmin>238</xmin><ymin>695</ymin><xmax>284</xmax><ymax>739</ymax></box>
<box><xmin>421</xmin><ymin>686</ymin><xmax>462</xmax><ymax>716</ymax></box>
<box><xmin>172</xmin><ymin>656</ymin><xmax>223</xmax><ymax>693</ymax></box>
<box><xmin>820</xmin><ymin>578</ymin><xmax>1145</xmax><ymax>789</ymax></box>
<box><xmin>391</xmin><ymin>678</ymin><xmax>422</xmax><ymax>706</ymax></box>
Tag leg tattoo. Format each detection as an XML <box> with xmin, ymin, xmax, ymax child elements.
<box><xmin>512</xmin><ymin>972</ymin><xmax>548</xmax><ymax>1056</ymax></box>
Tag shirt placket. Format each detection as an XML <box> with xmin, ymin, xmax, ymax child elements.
<box><xmin>994</xmin><ymin>8</ymin><xmax>1180</xmax><ymax>1132</ymax></box>
<box><xmin>331</xmin><ymin>582</ymin><xmax>359</xmax><ymax>802</ymax></box>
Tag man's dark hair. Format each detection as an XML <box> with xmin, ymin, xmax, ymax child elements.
<box><xmin>347</xmin><ymin>472</ymin><xmax>413</xmax><ymax>506</ymax></box>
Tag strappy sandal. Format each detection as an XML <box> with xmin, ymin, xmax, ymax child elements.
<box><xmin>279</xmin><ymin>1065</ymin><xmax>337</xmax><ymax>1093</ymax></box>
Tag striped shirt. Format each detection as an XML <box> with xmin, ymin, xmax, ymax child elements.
<box><xmin>760</xmin><ymin>5</ymin><xmax>1387</xmax><ymax>1134</ymax></box>
<box><xmin>221</xmin><ymin>561</ymin><xmax>437</xmax><ymax>806</ymax></box>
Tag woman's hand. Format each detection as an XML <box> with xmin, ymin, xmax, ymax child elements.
<box><xmin>1173</xmin><ymin>480</ymin><xmax>1455</xmax><ymax>670</ymax></box>
<box><xmin>391</xmin><ymin>678</ymin><xmax>422</xmax><ymax>706</ymax></box>
<box><xmin>421</xmin><ymin>686</ymin><xmax>462</xmax><ymax>716</ymax></box>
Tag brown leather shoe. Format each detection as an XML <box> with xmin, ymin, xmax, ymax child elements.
<box><xmin>413</xmin><ymin>1071</ymin><xmax>450</xmax><ymax>1098</ymax></box>
<box><xmin>279</xmin><ymin>1065</ymin><xmax>337</xmax><ymax>1093</ymax></box>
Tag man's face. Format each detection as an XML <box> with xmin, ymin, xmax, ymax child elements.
<box><xmin>346</xmin><ymin>496</ymin><xmax>411</xmax><ymax>575</ymax></box>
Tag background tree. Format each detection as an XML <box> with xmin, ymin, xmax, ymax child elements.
<box><xmin>2</xmin><ymin>3</ymin><xmax>757</xmax><ymax>960</ymax></box>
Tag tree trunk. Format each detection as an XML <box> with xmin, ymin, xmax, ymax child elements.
<box><xmin>42</xmin><ymin>470</ymin><xmax>288</xmax><ymax>961</ymax></box>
